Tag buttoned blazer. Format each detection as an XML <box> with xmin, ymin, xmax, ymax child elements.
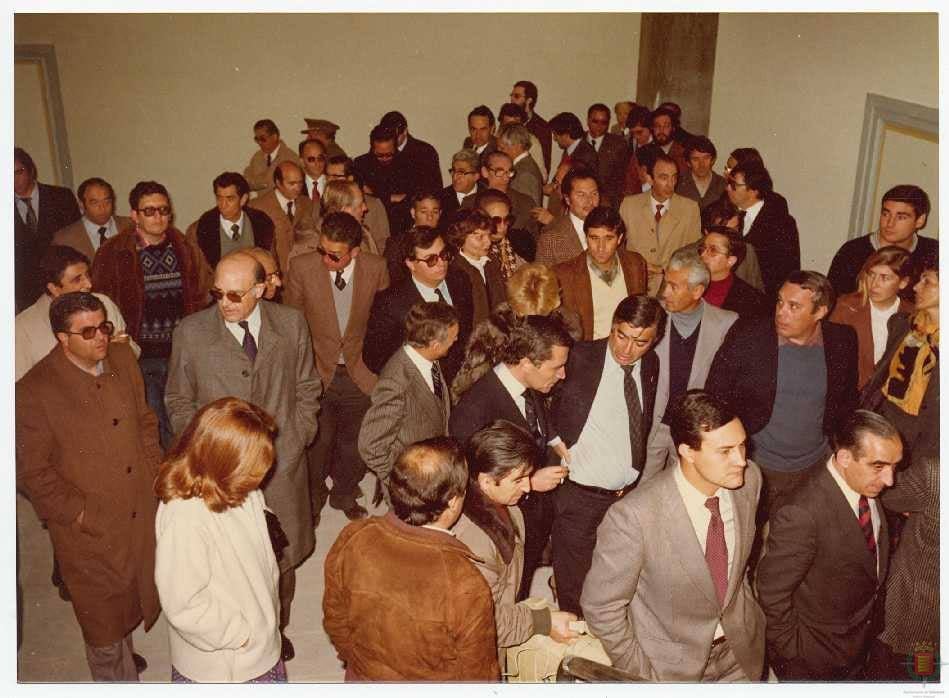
<box><xmin>247</xmin><ymin>190</ymin><xmax>315</xmax><ymax>275</ymax></box>
<box><xmin>284</xmin><ymin>249</ymin><xmax>390</xmax><ymax>396</ymax></box>
<box><xmin>243</xmin><ymin>141</ymin><xmax>300</xmax><ymax>194</ymax></box>
<box><xmin>550</xmin><ymin>338</ymin><xmax>659</xmax><ymax>450</ymax></box>
<box><xmin>358</xmin><ymin>346</ymin><xmax>450</xmax><ymax>482</ymax></box>
<box><xmin>164</xmin><ymin>301</ymin><xmax>322</xmax><ymax>569</ymax></box>
<box><xmin>15</xmin><ymin>183</ymin><xmax>82</xmax><ymax>311</ymax></box>
<box><xmin>644</xmin><ymin>303</ymin><xmax>739</xmax><ymax>479</ymax></box>
<box><xmin>52</xmin><ymin>215</ymin><xmax>134</xmax><ymax>263</ymax></box>
<box><xmin>553</xmin><ymin>249</ymin><xmax>648</xmax><ymax>341</ymax></box>
<box><xmin>185</xmin><ymin>206</ymin><xmax>275</xmax><ymax>269</ymax></box>
<box><xmin>535</xmin><ymin>214</ymin><xmax>583</xmax><ymax>268</ymax></box>
<box><xmin>676</xmin><ymin>172</ymin><xmax>727</xmax><ymax>211</ymax></box>
<box><xmin>362</xmin><ymin>269</ymin><xmax>474</xmax><ymax>385</ymax></box>
<box><xmin>511</xmin><ymin>153</ymin><xmax>544</xmax><ymax>207</ymax></box>
<box><xmin>620</xmin><ymin>192</ymin><xmax>701</xmax><ymax>293</ymax></box>
<box><xmin>581</xmin><ymin>461</ymin><xmax>765</xmax><ymax>681</ymax></box>
<box><xmin>449</xmin><ymin>369</ymin><xmax>549</xmax><ymax>447</ymax></box>
<box><xmin>829</xmin><ymin>292</ymin><xmax>913</xmax><ymax>389</ymax></box>
<box><xmin>587</xmin><ymin>132</ymin><xmax>628</xmax><ymax>208</ymax></box>
<box><xmin>757</xmin><ymin>465</ymin><xmax>889</xmax><ymax>678</ymax></box>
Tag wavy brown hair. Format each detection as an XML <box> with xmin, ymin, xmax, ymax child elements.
<box><xmin>155</xmin><ymin>397</ymin><xmax>277</xmax><ymax>513</ymax></box>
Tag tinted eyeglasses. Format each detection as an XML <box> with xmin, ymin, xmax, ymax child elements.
<box><xmin>210</xmin><ymin>285</ymin><xmax>259</xmax><ymax>303</ymax></box>
<box><xmin>317</xmin><ymin>246</ymin><xmax>352</xmax><ymax>263</ymax></box>
<box><xmin>485</xmin><ymin>167</ymin><xmax>515</xmax><ymax>179</ymax></box>
<box><xmin>411</xmin><ymin>249</ymin><xmax>453</xmax><ymax>267</ymax></box>
<box><xmin>137</xmin><ymin>206</ymin><xmax>171</xmax><ymax>217</ymax></box>
<box><xmin>63</xmin><ymin>321</ymin><xmax>115</xmax><ymax>340</ymax></box>
<box><xmin>491</xmin><ymin>215</ymin><xmax>516</xmax><ymax>227</ymax></box>
<box><xmin>305</xmin><ymin>155</ymin><xmax>326</xmax><ymax>163</ymax></box>
<box><xmin>725</xmin><ymin>178</ymin><xmax>747</xmax><ymax>190</ymax></box>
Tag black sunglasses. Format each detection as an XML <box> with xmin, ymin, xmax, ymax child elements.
<box><xmin>411</xmin><ymin>249</ymin><xmax>453</xmax><ymax>267</ymax></box>
<box><xmin>63</xmin><ymin>321</ymin><xmax>115</xmax><ymax>340</ymax></box>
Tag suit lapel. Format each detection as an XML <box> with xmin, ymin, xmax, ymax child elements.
<box><xmin>315</xmin><ymin>263</ymin><xmax>343</xmax><ymax>342</ymax></box>
<box><xmin>255</xmin><ymin>302</ymin><xmax>280</xmax><ymax>367</ymax></box>
<box><xmin>573</xmin><ymin>258</ymin><xmax>595</xmax><ymax>340</ymax></box>
<box><xmin>340</xmin><ymin>257</ymin><xmax>368</xmax><ymax>341</ymax></box>
<box><xmin>821</xmin><ymin>467</ymin><xmax>881</xmax><ymax>581</ymax></box>
<box><xmin>723</xmin><ymin>482</ymin><xmax>754</xmax><ymax>606</ymax></box>
<box><xmin>659</xmin><ymin>469</ymin><xmax>720</xmax><ymax>608</ymax></box>
<box><xmin>403</xmin><ymin>349</ymin><xmax>448</xmax><ymax>429</ymax></box>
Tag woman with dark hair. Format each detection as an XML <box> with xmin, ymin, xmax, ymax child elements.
<box><xmin>154</xmin><ymin>397</ymin><xmax>285</xmax><ymax>683</ymax></box>
<box><xmin>830</xmin><ymin>246</ymin><xmax>914</xmax><ymax>388</ymax></box>
<box><xmin>454</xmin><ymin>420</ymin><xmax>578</xmax><ymax>673</ymax></box>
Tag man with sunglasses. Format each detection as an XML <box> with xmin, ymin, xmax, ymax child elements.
<box><xmin>353</xmin><ymin>125</ymin><xmax>416</xmax><ymax>238</ymax></box>
<box><xmin>166</xmin><ymin>249</ymin><xmax>322</xmax><ymax>665</ymax></box>
<box><xmin>243</xmin><ymin>118</ymin><xmax>299</xmax><ymax>195</ymax></box>
<box><xmin>185</xmin><ymin>172</ymin><xmax>276</xmax><ymax>271</ymax></box>
<box><xmin>285</xmin><ymin>212</ymin><xmax>390</xmax><ymax>524</ymax></box>
<box><xmin>439</xmin><ymin>149</ymin><xmax>481</xmax><ymax>221</ymax></box>
<box><xmin>364</xmin><ymin>225</ymin><xmax>474</xmax><ymax>385</ymax></box>
<box><xmin>92</xmin><ymin>180</ymin><xmax>211</xmax><ymax>449</ymax></box>
<box><xmin>299</xmin><ymin>138</ymin><xmax>328</xmax><ymax>207</ymax></box>
<box><xmin>17</xmin><ymin>291</ymin><xmax>162</xmax><ymax>681</ymax></box>
<box><xmin>466</xmin><ymin>152</ymin><xmax>539</xmax><ymax>239</ymax></box>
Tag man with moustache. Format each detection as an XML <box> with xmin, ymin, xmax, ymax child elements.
<box><xmin>510</xmin><ymin>80</ymin><xmax>552</xmax><ymax>173</ymax></box>
<box><xmin>649</xmin><ymin>107</ymin><xmax>688</xmax><ymax>174</ymax></box>
<box><xmin>165</xmin><ymin>250</ymin><xmax>322</xmax><ymax>663</ymax></box>
<box><xmin>582</xmin><ymin>390</ymin><xmax>766</xmax><ymax>682</ymax></box>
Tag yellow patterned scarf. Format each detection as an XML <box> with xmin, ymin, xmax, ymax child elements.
<box><xmin>882</xmin><ymin>314</ymin><xmax>938</xmax><ymax>416</ymax></box>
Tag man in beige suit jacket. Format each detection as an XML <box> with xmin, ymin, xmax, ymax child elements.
<box><xmin>243</xmin><ymin>118</ymin><xmax>300</xmax><ymax>195</ymax></box>
<box><xmin>248</xmin><ymin>161</ymin><xmax>315</xmax><ymax>274</ymax></box>
<box><xmin>52</xmin><ymin>177</ymin><xmax>133</xmax><ymax>262</ymax></box>
<box><xmin>582</xmin><ymin>391</ymin><xmax>766</xmax><ymax>682</ymax></box>
<box><xmin>284</xmin><ymin>212</ymin><xmax>389</xmax><ymax>523</ymax></box>
<box><xmin>358</xmin><ymin>302</ymin><xmax>457</xmax><ymax>496</ymax></box>
<box><xmin>620</xmin><ymin>152</ymin><xmax>701</xmax><ymax>295</ymax></box>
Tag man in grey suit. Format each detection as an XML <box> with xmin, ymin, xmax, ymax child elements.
<box><xmin>645</xmin><ymin>246</ymin><xmax>738</xmax><ymax>476</ymax></box>
<box><xmin>358</xmin><ymin>301</ymin><xmax>459</xmax><ymax>495</ymax></box>
<box><xmin>582</xmin><ymin>390</ymin><xmax>766</xmax><ymax>682</ymax></box>
<box><xmin>496</xmin><ymin>123</ymin><xmax>544</xmax><ymax>207</ymax></box>
<box><xmin>585</xmin><ymin>103</ymin><xmax>628</xmax><ymax>209</ymax></box>
<box><xmin>164</xmin><ymin>249</ymin><xmax>322</xmax><ymax>664</ymax></box>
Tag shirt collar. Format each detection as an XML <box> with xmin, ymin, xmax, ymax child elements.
<box><xmin>673</xmin><ymin>462</ymin><xmax>725</xmax><ymax>507</ymax></box>
<box><xmin>219</xmin><ymin>212</ymin><xmax>245</xmax><ymax>233</ymax></box>
<box><xmin>224</xmin><ymin>301</ymin><xmax>262</xmax><ymax>333</ymax></box>
<box><xmin>513</xmin><ymin>151</ymin><xmax>528</xmax><ymax>165</ymax></box>
<box><xmin>274</xmin><ymin>189</ymin><xmax>292</xmax><ymax>209</ymax></box>
<box><xmin>495</xmin><ymin>362</ymin><xmax>528</xmax><ymax>402</ymax></box>
<box><xmin>826</xmin><ymin>456</ymin><xmax>876</xmax><ymax>509</ymax></box>
<box><xmin>461</xmin><ymin>251</ymin><xmax>490</xmax><ymax>270</ymax></box>
<box><xmin>870</xmin><ymin>231</ymin><xmax>919</xmax><ymax>252</ymax></box>
<box><xmin>82</xmin><ymin>216</ymin><xmax>116</xmax><ymax>237</ymax></box>
<box><xmin>565</xmin><ymin>139</ymin><xmax>580</xmax><ymax>156</ymax></box>
<box><xmin>569</xmin><ymin>212</ymin><xmax>588</xmax><ymax>249</ymax></box>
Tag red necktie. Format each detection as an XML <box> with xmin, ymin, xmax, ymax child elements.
<box><xmin>704</xmin><ymin>497</ymin><xmax>728</xmax><ymax>606</ymax></box>
<box><xmin>655</xmin><ymin>203</ymin><xmax>664</xmax><ymax>224</ymax></box>
<box><xmin>858</xmin><ymin>495</ymin><xmax>877</xmax><ymax>567</ymax></box>
<box><xmin>312</xmin><ymin>181</ymin><xmax>321</xmax><ymax>202</ymax></box>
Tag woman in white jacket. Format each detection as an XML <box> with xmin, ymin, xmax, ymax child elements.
<box><xmin>154</xmin><ymin>397</ymin><xmax>284</xmax><ymax>683</ymax></box>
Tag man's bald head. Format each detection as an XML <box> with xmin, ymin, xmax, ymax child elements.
<box><xmin>213</xmin><ymin>251</ymin><xmax>266</xmax><ymax>323</ymax></box>
<box><xmin>274</xmin><ymin>161</ymin><xmax>305</xmax><ymax>200</ymax></box>
<box><xmin>247</xmin><ymin>247</ymin><xmax>281</xmax><ymax>300</ymax></box>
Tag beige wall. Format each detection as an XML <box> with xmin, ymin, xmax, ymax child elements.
<box><xmin>709</xmin><ymin>13</ymin><xmax>938</xmax><ymax>272</ymax></box>
<box><xmin>14</xmin><ymin>13</ymin><xmax>641</xmax><ymax>231</ymax></box>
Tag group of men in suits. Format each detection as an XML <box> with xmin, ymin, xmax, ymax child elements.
<box><xmin>13</xmin><ymin>77</ymin><xmax>939</xmax><ymax>683</ymax></box>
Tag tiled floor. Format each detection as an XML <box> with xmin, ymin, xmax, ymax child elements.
<box><xmin>16</xmin><ymin>478</ymin><xmax>554</xmax><ymax>683</ymax></box>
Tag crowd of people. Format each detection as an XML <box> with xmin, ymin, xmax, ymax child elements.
<box><xmin>14</xmin><ymin>79</ymin><xmax>939</xmax><ymax>684</ymax></box>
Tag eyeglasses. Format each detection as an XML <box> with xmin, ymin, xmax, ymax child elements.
<box><xmin>373</xmin><ymin>152</ymin><xmax>396</xmax><ymax>161</ymax></box>
<box><xmin>317</xmin><ymin>246</ymin><xmax>351</xmax><ymax>263</ymax></box>
<box><xmin>725</xmin><ymin>178</ymin><xmax>748</xmax><ymax>190</ymax></box>
<box><xmin>253</xmin><ymin>134</ymin><xmax>271</xmax><ymax>143</ymax></box>
<box><xmin>137</xmin><ymin>206</ymin><xmax>171</xmax><ymax>217</ymax></box>
<box><xmin>485</xmin><ymin>167</ymin><xmax>515</xmax><ymax>179</ymax></box>
<box><xmin>410</xmin><ymin>249</ymin><xmax>453</xmax><ymax>267</ymax></box>
<box><xmin>698</xmin><ymin>244</ymin><xmax>728</xmax><ymax>257</ymax></box>
<box><xmin>63</xmin><ymin>321</ymin><xmax>115</xmax><ymax>340</ymax></box>
<box><xmin>305</xmin><ymin>155</ymin><xmax>326</xmax><ymax>163</ymax></box>
<box><xmin>491</xmin><ymin>215</ymin><xmax>516</xmax><ymax>227</ymax></box>
<box><xmin>450</xmin><ymin>168</ymin><xmax>478</xmax><ymax>176</ymax></box>
<box><xmin>209</xmin><ymin>285</ymin><xmax>259</xmax><ymax>303</ymax></box>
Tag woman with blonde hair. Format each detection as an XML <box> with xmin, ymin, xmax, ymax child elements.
<box><xmin>451</xmin><ymin>263</ymin><xmax>581</xmax><ymax>400</ymax></box>
<box><xmin>155</xmin><ymin>397</ymin><xmax>285</xmax><ymax>683</ymax></box>
<box><xmin>830</xmin><ymin>245</ymin><xmax>913</xmax><ymax>388</ymax></box>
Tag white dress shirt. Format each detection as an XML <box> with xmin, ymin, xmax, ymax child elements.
<box><xmin>83</xmin><ymin>216</ymin><xmax>119</xmax><ymax>251</ymax></box>
<box><xmin>740</xmin><ymin>199</ymin><xmax>765</xmax><ymax>235</ymax></box>
<box><xmin>404</xmin><ymin>344</ymin><xmax>436</xmax><ymax>394</ymax></box>
<box><xmin>224</xmin><ymin>303</ymin><xmax>261</xmax><ymax>349</ymax></box>
<box><xmin>274</xmin><ymin>190</ymin><xmax>294</xmax><ymax>218</ymax></box>
<box><xmin>568</xmin><ymin>348</ymin><xmax>641</xmax><ymax>490</ymax></box>
<box><xmin>494</xmin><ymin>362</ymin><xmax>528</xmax><ymax>419</ymax></box>
<box><xmin>412</xmin><ymin>277</ymin><xmax>453</xmax><ymax>305</ymax></box>
<box><xmin>673</xmin><ymin>465</ymin><xmax>736</xmax><ymax>639</ymax></box>
<box><xmin>569</xmin><ymin>212</ymin><xmax>588</xmax><ymax>250</ymax></box>
<box><xmin>219</xmin><ymin>212</ymin><xmax>246</xmax><ymax>240</ymax></box>
<box><xmin>870</xmin><ymin>298</ymin><xmax>901</xmax><ymax>364</ymax></box>
<box><xmin>650</xmin><ymin>194</ymin><xmax>670</xmax><ymax>220</ymax></box>
<box><xmin>588</xmin><ymin>134</ymin><xmax>604</xmax><ymax>152</ymax></box>
<box><xmin>306</xmin><ymin>174</ymin><xmax>326</xmax><ymax>200</ymax></box>
<box><xmin>15</xmin><ymin>185</ymin><xmax>39</xmax><ymax>225</ymax></box>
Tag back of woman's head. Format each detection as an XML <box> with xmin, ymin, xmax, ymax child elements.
<box><xmin>450</xmin><ymin>304</ymin><xmax>521</xmax><ymax>402</ymax></box>
<box><xmin>155</xmin><ymin>397</ymin><xmax>277</xmax><ymax>513</ymax></box>
<box><xmin>506</xmin><ymin>263</ymin><xmax>562</xmax><ymax>317</ymax></box>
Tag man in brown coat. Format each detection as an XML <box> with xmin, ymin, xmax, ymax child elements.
<box><xmin>16</xmin><ymin>292</ymin><xmax>162</xmax><ymax>681</ymax></box>
<box><xmin>243</xmin><ymin>118</ymin><xmax>300</xmax><ymax>195</ymax></box>
<box><xmin>323</xmin><ymin>437</ymin><xmax>499</xmax><ymax>681</ymax></box>
<box><xmin>248</xmin><ymin>160</ymin><xmax>316</xmax><ymax>274</ymax></box>
<box><xmin>284</xmin><ymin>211</ymin><xmax>389</xmax><ymax>523</ymax></box>
<box><xmin>52</xmin><ymin>177</ymin><xmax>133</xmax><ymax>262</ymax></box>
<box><xmin>554</xmin><ymin>206</ymin><xmax>648</xmax><ymax>341</ymax></box>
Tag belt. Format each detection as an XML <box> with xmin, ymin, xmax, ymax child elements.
<box><xmin>711</xmin><ymin>636</ymin><xmax>727</xmax><ymax>647</ymax></box>
<box><xmin>567</xmin><ymin>478</ymin><xmax>635</xmax><ymax>499</ymax></box>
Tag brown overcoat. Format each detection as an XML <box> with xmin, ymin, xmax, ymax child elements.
<box><xmin>16</xmin><ymin>342</ymin><xmax>162</xmax><ymax>646</ymax></box>
<box><xmin>829</xmin><ymin>291</ymin><xmax>913</xmax><ymax>389</ymax></box>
